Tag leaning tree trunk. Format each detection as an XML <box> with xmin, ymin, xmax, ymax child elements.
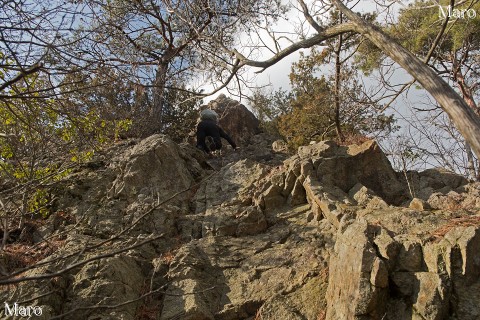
<box><xmin>332</xmin><ymin>0</ymin><xmax>480</xmax><ymax>160</ymax></box>
<box><xmin>465</xmin><ymin>143</ymin><xmax>477</xmax><ymax>180</ymax></box>
<box><xmin>455</xmin><ymin>73</ymin><xmax>480</xmax><ymax>181</ymax></box>
<box><xmin>461</xmin><ymin>96</ymin><xmax>479</xmax><ymax>180</ymax></box>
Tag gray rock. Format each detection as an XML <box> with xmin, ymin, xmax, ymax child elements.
<box><xmin>412</xmin><ymin>272</ymin><xmax>449</xmax><ymax>320</ymax></box>
<box><xmin>394</xmin><ymin>237</ymin><xmax>424</xmax><ymax>272</ymax></box>
<box><xmin>326</xmin><ymin>220</ymin><xmax>387</xmax><ymax>319</ymax></box>
<box><xmin>207</xmin><ymin>95</ymin><xmax>260</xmax><ymax>145</ymax></box>
<box><xmin>2</xmin><ymin>124</ymin><xmax>480</xmax><ymax>320</ymax></box>
<box><xmin>409</xmin><ymin>198</ymin><xmax>431</xmax><ymax>210</ymax></box>
<box><xmin>109</xmin><ymin>134</ymin><xmax>196</xmax><ymax>205</ymax></box>
<box><xmin>272</xmin><ymin>139</ymin><xmax>288</xmax><ymax>152</ymax></box>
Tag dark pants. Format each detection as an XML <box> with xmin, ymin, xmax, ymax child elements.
<box><xmin>196</xmin><ymin>119</ymin><xmax>236</xmax><ymax>153</ymax></box>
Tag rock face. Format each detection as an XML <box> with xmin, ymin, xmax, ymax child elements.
<box><xmin>326</xmin><ymin>218</ymin><xmax>480</xmax><ymax>320</ymax></box>
<box><xmin>1</xmin><ymin>98</ymin><xmax>479</xmax><ymax>320</ymax></box>
<box><xmin>207</xmin><ymin>94</ymin><xmax>260</xmax><ymax>144</ymax></box>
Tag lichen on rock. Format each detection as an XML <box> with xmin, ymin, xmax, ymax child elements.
<box><xmin>1</xmin><ymin>96</ymin><xmax>479</xmax><ymax>320</ymax></box>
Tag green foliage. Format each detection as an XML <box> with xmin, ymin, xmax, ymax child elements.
<box><xmin>278</xmin><ymin>73</ymin><xmax>335</xmax><ymax>149</ymax></box>
<box><xmin>0</xmin><ymin>69</ymin><xmax>129</xmax><ymax>226</ymax></box>
<box><xmin>28</xmin><ymin>189</ymin><xmax>51</xmax><ymax>218</ymax></box>
<box><xmin>274</xmin><ymin>49</ymin><xmax>396</xmax><ymax>150</ymax></box>
<box><xmin>161</xmin><ymin>86</ymin><xmax>203</xmax><ymax>142</ymax></box>
<box><xmin>394</xmin><ymin>0</ymin><xmax>480</xmax><ymax>53</ymax></box>
<box><xmin>59</xmin><ymin>67</ymin><xmax>200</xmax><ymax>140</ymax></box>
<box><xmin>355</xmin><ymin>40</ymin><xmax>383</xmax><ymax>76</ymax></box>
<box><xmin>354</xmin><ymin>1</ymin><xmax>480</xmax><ymax>178</ymax></box>
<box><xmin>356</xmin><ymin>0</ymin><xmax>480</xmax><ymax>73</ymax></box>
<box><xmin>248</xmin><ymin>48</ymin><xmax>396</xmax><ymax>151</ymax></box>
<box><xmin>59</xmin><ymin>69</ymin><xmax>137</xmax><ymax>139</ymax></box>
<box><xmin>249</xmin><ymin>88</ymin><xmax>292</xmax><ymax>137</ymax></box>
<box><xmin>114</xmin><ymin>119</ymin><xmax>133</xmax><ymax>141</ymax></box>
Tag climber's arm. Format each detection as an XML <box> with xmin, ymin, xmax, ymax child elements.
<box><xmin>219</xmin><ymin>127</ymin><xmax>237</xmax><ymax>149</ymax></box>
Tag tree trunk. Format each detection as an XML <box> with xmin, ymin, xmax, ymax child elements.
<box><xmin>334</xmin><ymin>16</ymin><xmax>345</xmax><ymax>142</ymax></box>
<box><xmin>465</xmin><ymin>142</ymin><xmax>477</xmax><ymax>180</ymax></box>
<box><xmin>454</xmin><ymin>70</ymin><xmax>479</xmax><ymax>180</ymax></box>
<box><xmin>454</xmin><ymin>66</ymin><xmax>480</xmax><ymax>115</ymax></box>
<box><xmin>150</xmin><ymin>61</ymin><xmax>169</xmax><ymax>136</ymax></box>
<box><xmin>332</xmin><ymin>0</ymin><xmax>480</xmax><ymax>159</ymax></box>
<box><xmin>1</xmin><ymin>216</ymin><xmax>7</xmax><ymax>251</ymax></box>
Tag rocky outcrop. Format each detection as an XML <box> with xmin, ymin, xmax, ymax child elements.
<box><xmin>1</xmin><ymin>136</ymin><xmax>209</xmax><ymax>320</ymax></box>
<box><xmin>254</xmin><ymin>140</ymin><xmax>407</xmax><ymax>227</ymax></box>
<box><xmin>326</xmin><ymin>220</ymin><xmax>389</xmax><ymax>319</ymax></box>
<box><xmin>206</xmin><ymin>94</ymin><xmax>260</xmax><ymax>144</ymax></box>
<box><xmin>1</xmin><ymin>101</ymin><xmax>479</xmax><ymax>320</ymax></box>
<box><xmin>163</xmin><ymin>153</ymin><xmax>334</xmax><ymax>319</ymax></box>
<box><xmin>326</xmin><ymin>217</ymin><xmax>480</xmax><ymax>320</ymax></box>
<box><xmin>160</xmin><ymin>217</ymin><xmax>334</xmax><ymax>320</ymax></box>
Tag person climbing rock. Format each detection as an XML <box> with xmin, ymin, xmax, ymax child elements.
<box><xmin>196</xmin><ymin>109</ymin><xmax>237</xmax><ymax>153</ymax></box>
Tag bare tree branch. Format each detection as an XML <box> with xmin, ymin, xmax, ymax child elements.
<box><xmin>0</xmin><ymin>63</ymin><xmax>43</xmax><ymax>92</ymax></box>
<box><xmin>232</xmin><ymin>22</ymin><xmax>357</xmax><ymax>72</ymax></box>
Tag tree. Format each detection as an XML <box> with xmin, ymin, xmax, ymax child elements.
<box><xmin>0</xmin><ymin>78</ymin><xmax>72</xmax><ymax>250</ymax></box>
<box><xmin>0</xmin><ymin>1</ymin><xmax>100</xmax><ymax>99</ymax></box>
<box><xmin>249</xmin><ymin>43</ymin><xmax>395</xmax><ymax>151</ymax></box>
<box><xmin>225</xmin><ymin>0</ymin><xmax>480</xmax><ymax>160</ymax></box>
<box><xmin>394</xmin><ymin>0</ymin><xmax>480</xmax><ymax>179</ymax></box>
<box><xmin>1</xmin><ymin>0</ymin><xmax>286</xmax><ymax>137</ymax></box>
<box><xmin>356</xmin><ymin>0</ymin><xmax>480</xmax><ymax>178</ymax></box>
<box><xmin>161</xmin><ymin>86</ymin><xmax>203</xmax><ymax>142</ymax></box>
<box><xmin>0</xmin><ymin>0</ymin><xmax>129</xmax><ymax>249</ymax></box>
<box><xmin>279</xmin><ymin>72</ymin><xmax>335</xmax><ymax>148</ymax></box>
<box><xmin>276</xmin><ymin>48</ymin><xmax>394</xmax><ymax>150</ymax></box>
<box><xmin>249</xmin><ymin>87</ymin><xmax>292</xmax><ymax>138</ymax></box>
<box><xmin>65</xmin><ymin>0</ymin><xmax>285</xmax><ymax>136</ymax></box>
<box><xmin>0</xmin><ymin>0</ymin><xmax>285</xmax><ymax>253</ymax></box>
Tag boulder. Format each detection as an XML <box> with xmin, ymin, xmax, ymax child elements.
<box><xmin>350</xmin><ymin>184</ymin><xmax>389</xmax><ymax>209</ymax></box>
<box><xmin>272</xmin><ymin>139</ymin><xmax>288</xmax><ymax>152</ymax></box>
<box><xmin>65</xmin><ymin>255</ymin><xmax>145</xmax><ymax>320</ymax></box>
<box><xmin>2</xmin><ymin>127</ymin><xmax>480</xmax><ymax>320</ymax></box>
<box><xmin>409</xmin><ymin>197</ymin><xmax>430</xmax><ymax>210</ymax></box>
<box><xmin>108</xmin><ymin>134</ymin><xmax>196</xmax><ymax>205</ymax></box>
<box><xmin>313</xmin><ymin>140</ymin><xmax>406</xmax><ymax>205</ymax></box>
<box><xmin>304</xmin><ymin>176</ymin><xmax>349</xmax><ymax>228</ymax></box>
<box><xmin>207</xmin><ymin>94</ymin><xmax>260</xmax><ymax>144</ymax></box>
<box><xmin>326</xmin><ymin>220</ymin><xmax>388</xmax><ymax>320</ymax></box>
<box><xmin>326</xmin><ymin>215</ymin><xmax>480</xmax><ymax>320</ymax></box>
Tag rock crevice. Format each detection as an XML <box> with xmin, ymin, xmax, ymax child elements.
<box><xmin>1</xmin><ymin>96</ymin><xmax>479</xmax><ymax>320</ymax></box>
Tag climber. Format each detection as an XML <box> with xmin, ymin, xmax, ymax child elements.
<box><xmin>196</xmin><ymin>109</ymin><xmax>237</xmax><ymax>153</ymax></box>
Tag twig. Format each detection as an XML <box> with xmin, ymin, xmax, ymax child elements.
<box><xmin>0</xmin><ymin>63</ymin><xmax>44</xmax><ymax>92</ymax></box>
<box><xmin>0</xmin><ymin>234</ymin><xmax>164</xmax><ymax>285</ymax></box>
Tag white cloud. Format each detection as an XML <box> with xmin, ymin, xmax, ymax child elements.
<box><xmin>200</xmin><ymin>1</ymin><xmax>309</xmax><ymax>103</ymax></box>
<box><xmin>200</xmin><ymin>0</ymin><xmax>411</xmax><ymax>104</ymax></box>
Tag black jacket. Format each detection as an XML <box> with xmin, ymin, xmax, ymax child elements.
<box><xmin>196</xmin><ymin>119</ymin><xmax>236</xmax><ymax>152</ymax></box>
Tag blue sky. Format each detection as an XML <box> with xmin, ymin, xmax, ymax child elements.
<box><xmin>201</xmin><ymin>0</ymin><xmax>407</xmax><ymax>103</ymax></box>
<box><xmin>199</xmin><ymin>0</ymin><xmax>478</xmax><ymax>175</ymax></box>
